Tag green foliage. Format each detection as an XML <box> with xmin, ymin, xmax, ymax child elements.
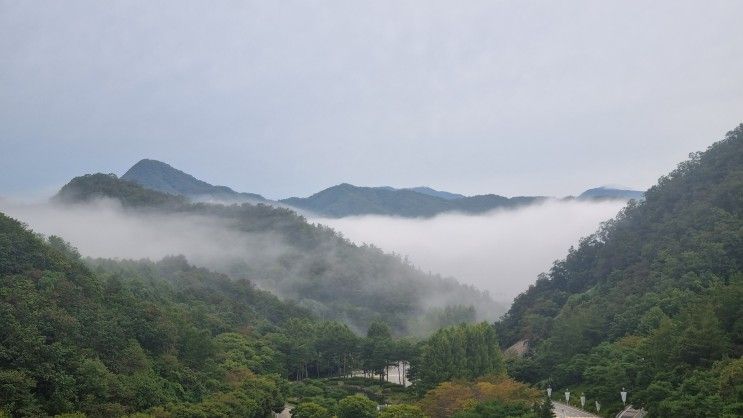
<box><xmin>414</xmin><ymin>322</ymin><xmax>505</xmax><ymax>391</ymax></box>
<box><xmin>377</xmin><ymin>404</ymin><xmax>426</xmax><ymax>418</ymax></box>
<box><xmin>337</xmin><ymin>394</ymin><xmax>378</xmax><ymax>418</ymax></box>
<box><xmin>451</xmin><ymin>401</ymin><xmax>537</xmax><ymax>418</ymax></box>
<box><xmin>0</xmin><ymin>212</ymin><xmax>427</xmax><ymax>416</ymax></box>
<box><xmin>535</xmin><ymin>397</ymin><xmax>554</xmax><ymax>418</ymax></box>
<box><xmin>291</xmin><ymin>402</ymin><xmax>333</xmax><ymax>418</ymax></box>
<box><xmin>498</xmin><ymin>124</ymin><xmax>743</xmax><ymax>416</ymax></box>
<box><xmin>0</xmin><ymin>214</ymin><xmax>300</xmax><ymax>416</ymax></box>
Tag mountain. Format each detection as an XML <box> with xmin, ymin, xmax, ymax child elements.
<box><xmin>578</xmin><ymin>186</ymin><xmax>644</xmax><ymax>201</ymax></box>
<box><xmin>121</xmin><ymin>159</ymin><xmax>266</xmax><ymax>203</ymax></box>
<box><xmin>497</xmin><ymin>124</ymin><xmax>743</xmax><ymax>416</ymax></box>
<box><xmin>118</xmin><ymin>159</ymin><xmax>640</xmax><ymax>218</ymax></box>
<box><xmin>54</xmin><ymin>174</ymin><xmax>502</xmax><ymax>334</ymax></box>
<box><xmin>280</xmin><ymin>183</ymin><xmax>453</xmax><ymax>217</ymax></box>
<box><xmin>280</xmin><ymin>183</ymin><xmax>545</xmax><ymax>218</ymax></box>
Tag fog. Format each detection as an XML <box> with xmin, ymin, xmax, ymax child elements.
<box><xmin>0</xmin><ymin>198</ymin><xmax>288</xmax><ymax>269</ymax></box>
<box><xmin>1</xmin><ymin>197</ymin><xmax>625</xmax><ymax>308</ymax></box>
<box><xmin>314</xmin><ymin>199</ymin><xmax>626</xmax><ymax>303</ymax></box>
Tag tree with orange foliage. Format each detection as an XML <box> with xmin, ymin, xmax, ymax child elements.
<box><xmin>419</xmin><ymin>376</ymin><xmax>539</xmax><ymax>418</ymax></box>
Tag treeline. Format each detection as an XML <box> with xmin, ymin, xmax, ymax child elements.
<box><xmin>54</xmin><ymin>172</ymin><xmax>501</xmax><ymax>335</ymax></box>
<box><xmin>497</xmin><ymin>124</ymin><xmax>743</xmax><ymax>416</ymax></box>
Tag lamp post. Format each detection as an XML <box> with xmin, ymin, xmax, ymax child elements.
<box><xmin>580</xmin><ymin>393</ymin><xmax>586</xmax><ymax>408</ymax></box>
<box><xmin>547</xmin><ymin>386</ymin><xmax>552</xmax><ymax>398</ymax></box>
<box><xmin>595</xmin><ymin>401</ymin><xmax>600</xmax><ymax>413</ymax></box>
<box><xmin>564</xmin><ymin>389</ymin><xmax>570</xmax><ymax>404</ymax></box>
<box><xmin>621</xmin><ymin>388</ymin><xmax>627</xmax><ymax>406</ymax></box>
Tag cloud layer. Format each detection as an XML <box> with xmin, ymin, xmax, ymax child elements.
<box><xmin>315</xmin><ymin>199</ymin><xmax>626</xmax><ymax>302</ymax></box>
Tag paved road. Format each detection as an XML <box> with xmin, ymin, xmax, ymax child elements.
<box><xmin>616</xmin><ymin>405</ymin><xmax>647</xmax><ymax>418</ymax></box>
<box><xmin>273</xmin><ymin>405</ymin><xmax>292</xmax><ymax>418</ymax></box>
<box><xmin>552</xmin><ymin>401</ymin><xmax>600</xmax><ymax>417</ymax></box>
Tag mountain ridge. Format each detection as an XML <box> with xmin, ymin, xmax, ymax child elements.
<box><xmin>119</xmin><ymin>158</ymin><xmax>643</xmax><ymax>218</ymax></box>
<box><xmin>122</xmin><ymin>158</ymin><xmax>267</xmax><ymax>203</ymax></box>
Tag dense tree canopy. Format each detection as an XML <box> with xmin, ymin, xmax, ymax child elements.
<box><xmin>413</xmin><ymin>323</ymin><xmax>506</xmax><ymax>391</ymax></box>
<box><xmin>498</xmin><ymin>124</ymin><xmax>743</xmax><ymax>416</ymax></box>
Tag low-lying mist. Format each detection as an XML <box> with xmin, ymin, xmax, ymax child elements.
<box><xmin>0</xmin><ymin>198</ymin><xmax>286</xmax><ymax>267</ymax></box>
<box><xmin>314</xmin><ymin>199</ymin><xmax>627</xmax><ymax>303</ymax></box>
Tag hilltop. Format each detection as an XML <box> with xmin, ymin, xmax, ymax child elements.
<box><xmin>122</xmin><ymin>159</ymin><xmax>266</xmax><ymax>204</ymax></box>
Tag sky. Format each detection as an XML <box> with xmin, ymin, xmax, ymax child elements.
<box><xmin>1</xmin><ymin>0</ymin><xmax>742</xmax><ymax>199</ymax></box>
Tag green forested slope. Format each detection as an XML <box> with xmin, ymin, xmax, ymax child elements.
<box><xmin>0</xmin><ymin>214</ymin><xmax>512</xmax><ymax>417</ymax></box>
<box><xmin>0</xmin><ymin>213</ymin><xmax>308</xmax><ymax>417</ymax></box>
<box><xmin>498</xmin><ymin>124</ymin><xmax>743</xmax><ymax>416</ymax></box>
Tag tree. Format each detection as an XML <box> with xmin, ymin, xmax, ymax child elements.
<box><xmin>416</xmin><ymin>323</ymin><xmax>505</xmax><ymax>389</ymax></box>
<box><xmin>337</xmin><ymin>395</ymin><xmax>377</xmax><ymax>418</ymax></box>
<box><xmin>291</xmin><ymin>402</ymin><xmax>333</xmax><ymax>418</ymax></box>
<box><xmin>378</xmin><ymin>404</ymin><xmax>426</xmax><ymax>418</ymax></box>
<box><xmin>535</xmin><ymin>397</ymin><xmax>554</xmax><ymax>418</ymax></box>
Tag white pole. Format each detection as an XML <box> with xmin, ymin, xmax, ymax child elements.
<box><xmin>621</xmin><ymin>387</ymin><xmax>627</xmax><ymax>405</ymax></box>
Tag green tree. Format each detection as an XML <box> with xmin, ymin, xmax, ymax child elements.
<box><xmin>291</xmin><ymin>402</ymin><xmax>333</xmax><ymax>418</ymax></box>
<box><xmin>337</xmin><ymin>394</ymin><xmax>377</xmax><ymax>418</ymax></box>
<box><xmin>378</xmin><ymin>404</ymin><xmax>426</xmax><ymax>418</ymax></box>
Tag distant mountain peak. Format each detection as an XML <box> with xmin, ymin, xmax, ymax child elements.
<box><xmin>578</xmin><ymin>186</ymin><xmax>644</xmax><ymax>201</ymax></box>
<box><xmin>121</xmin><ymin>158</ymin><xmax>265</xmax><ymax>203</ymax></box>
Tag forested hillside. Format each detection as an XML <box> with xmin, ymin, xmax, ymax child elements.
<box><xmin>55</xmin><ymin>174</ymin><xmax>499</xmax><ymax>334</ymax></box>
<box><xmin>498</xmin><ymin>124</ymin><xmax>743</xmax><ymax>416</ymax></box>
<box><xmin>0</xmin><ymin>213</ymin><xmax>532</xmax><ymax>417</ymax></box>
<box><xmin>0</xmin><ymin>212</ymin><xmax>301</xmax><ymax>416</ymax></box>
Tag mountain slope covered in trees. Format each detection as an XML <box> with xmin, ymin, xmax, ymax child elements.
<box><xmin>498</xmin><ymin>124</ymin><xmax>743</xmax><ymax>417</ymax></box>
<box><xmin>0</xmin><ymin>212</ymin><xmax>525</xmax><ymax>417</ymax></box>
<box><xmin>0</xmin><ymin>212</ymin><xmax>303</xmax><ymax>416</ymax></box>
<box><xmin>54</xmin><ymin>174</ymin><xmax>500</xmax><ymax>334</ymax></box>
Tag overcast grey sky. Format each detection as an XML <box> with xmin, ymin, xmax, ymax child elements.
<box><xmin>1</xmin><ymin>0</ymin><xmax>742</xmax><ymax>199</ymax></box>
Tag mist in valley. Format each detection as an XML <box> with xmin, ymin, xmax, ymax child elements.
<box><xmin>0</xmin><ymin>197</ymin><xmax>627</xmax><ymax>308</ymax></box>
<box><xmin>315</xmin><ymin>199</ymin><xmax>627</xmax><ymax>303</ymax></box>
<box><xmin>0</xmin><ymin>198</ymin><xmax>286</xmax><ymax>267</ymax></box>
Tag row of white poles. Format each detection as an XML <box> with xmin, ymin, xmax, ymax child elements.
<box><xmin>547</xmin><ymin>386</ymin><xmax>628</xmax><ymax>413</ymax></box>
